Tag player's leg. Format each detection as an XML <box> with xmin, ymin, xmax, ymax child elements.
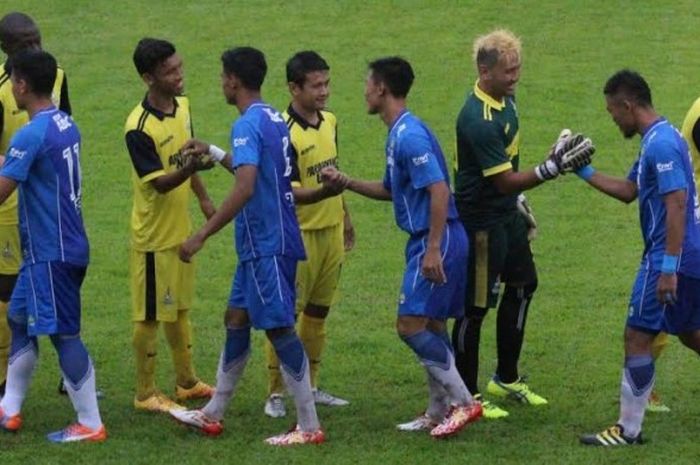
<box><xmin>163</xmin><ymin>251</ymin><xmax>213</xmax><ymax>400</ymax></box>
<box><xmin>130</xmin><ymin>249</ymin><xmax>181</xmax><ymax>412</ymax></box>
<box><xmin>487</xmin><ymin>214</ymin><xmax>546</xmax><ymax>406</ymax></box>
<box><xmin>0</xmin><ymin>224</ymin><xmax>21</xmax><ymax>397</ymax></box>
<box><xmin>581</xmin><ymin>268</ymin><xmax>661</xmax><ymax>446</ymax></box>
<box><xmin>0</xmin><ymin>271</ymin><xmax>35</xmax><ymax>432</ymax></box>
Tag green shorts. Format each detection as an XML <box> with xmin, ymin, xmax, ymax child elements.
<box><xmin>463</xmin><ymin>212</ymin><xmax>537</xmax><ymax>309</ymax></box>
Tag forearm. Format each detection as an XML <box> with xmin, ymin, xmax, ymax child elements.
<box><xmin>492</xmin><ymin>170</ymin><xmax>544</xmax><ymax>195</ymax></box>
<box><xmin>580</xmin><ymin>170</ymin><xmax>637</xmax><ymax>203</ymax></box>
<box><xmin>664</xmin><ymin>191</ymin><xmax>686</xmax><ymax>255</ymax></box>
<box><xmin>0</xmin><ymin>176</ymin><xmax>17</xmax><ymax>205</ymax></box>
<box><xmin>347</xmin><ymin>179</ymin><xmax>392</xmax><ymax>200</ymax></box>
<box><xmin>220</xmin><ymin>154</ymin><xmax>237</xmax><ymax>175</ymax></box>
<box><xmin>293</xmin><ymin>185</ymin><xmax>337</xmax><ymax>205</ymax></box>
<box><xmin>151</xmin><ymin>165</ymin><xmax>196</xmax><ymax>194</ymax></box>
<box><xmin>197</xmin><ymin>185</ymin><xmax>251</xmax><ymax>240</ymax></box>
<box><xmin>190</xmin><ymin>173</ymin><xmax>210</xmax><ymax>202</ymax></box>
<box><xmin>426</xmin><ymin>183</ymin><xmax>449</xmax><ymax>249</ymax></box>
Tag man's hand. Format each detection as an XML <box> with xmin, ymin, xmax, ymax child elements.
<box><xmin>180</xmin><ymin>232</ymin><xmax>206</xmax><ymax>263</ymax></box>
<box><xmin>320</xmin><ymin>166</ymin><xmax>349</xmax><ymax>192</ymax></box>
<box><xmin>181</xmin><ymin>139</ymin><xmax>210</xmax><ymax>156</ymax></box>
<box><xmin>343</xmin><ymin>213</ymin><xmax>355</xmax><ymax>251</ymax></box>
<box><xmin>534</xmin><ymin>129</ymin><xmax>572</xmax><ymax>181</ymax></box>
<box><xmin>421</xmin><ymin>246</ymin><xmax>446</xmax><ymax>284</ymax></box>
<box><xmin>516</xmin><ymin>194</ymin><xmax>537</xmax><ymax>241</ymax></box>
<box><xmin>553</xmin><ymin>133</ymin><xmax>595</xmax><ymax>173</ymax></box>
<box><xmin>657</xmin><ymin>272</ymin><xmax>677</xmax><ymax>306</ymax></box>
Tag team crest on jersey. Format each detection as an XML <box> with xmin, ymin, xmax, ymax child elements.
<box><xmin>163</xmin><ymin>287</ymin><xmax>174</xmax><ymax>306</ymax></box>
<box><xmin>263</xmin><ymin>108</ymin><xmax>284</xmax><ymax>123</ymax></box>
<box><xmin>2</xmin><ymin>241</ymin><xmax>13</xmax><ymax>258</ymax></box>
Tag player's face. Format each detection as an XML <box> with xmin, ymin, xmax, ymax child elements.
<box><xmin>292</xmin><ymin>70</ymin><xmax>330</xmax><ymax>112</ymax></box>
<box><xmin>485</xmin><ymin>53</ymin><xmax>521</xmax><ymax>98</ymax></box>
<box><xmin>221</xmin><ymin>71</ymin><xmax>238</xmax><ymax>105</ymax></box>
<box><xmin>605</xmin><ymin>94</ymin><xmax>637</xmax><ymax>139</ymax></box>
<box><xmin>364</xmin><ymin>72</ymin><xmax>383</xmax><ymax>115</ymax></box>
<box><xmin>150</xmin><ymin>53</ymin><xmax>184</xmax><ymax>96</ymax></box>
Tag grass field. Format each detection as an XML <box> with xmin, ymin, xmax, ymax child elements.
<box><xmin>2</xmin><ymin>1</ymin><xmax>700</xmax><ymax>464</ymax></box>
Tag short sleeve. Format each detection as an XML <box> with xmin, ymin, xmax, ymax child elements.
<box><xmin>125</xmin><ymin>130</ymin><xmax>165</xmax><ymax>182</ymax></box>
<box><xmin>401</xmin><ymin>130</ymin><xmax>445</xmax><ymax>189</ymax></box>
<box><xmin>231</xmin><ymin>119</ymin><xmax>261</xmax><ymax>168</ymax></box>
<box><xmin>464</xmin><ymin>119</ymin><xmax>511</xmax><ymax>177</ymax></box>
<box><xmin>382</xmin><ymin>163</ymin><xmax>391</xmax><ymax>192</ymax></box>
<box><xmin>1</xmin><ymin>126</ymin><xmax>42</xmax><ymax>182</ymax></box>
<box><xmin>627</xmin><ymin>159</ymin><xmax>640</xmax><ymax>183</ymax></box>
<box><xmin>649</xmin><ymin>140</ymin><xmax>687</xmax><ymax>195</ymax></box>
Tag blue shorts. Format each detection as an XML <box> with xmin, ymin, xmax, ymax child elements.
<box><xmin>228</xmin><ymin>256</ymin><xmax>297</xmax><ymax>330</ymax></box>
<box><xmin>627</xmin><ymin>266</ymin><xmax>665</xmax><ymax>332</ymax></box>
<box><xmin>397</xmin><ymin>221</ymin><xmax>468</xmax><ymax>320</ymax></box>
<box><xmin>8</xmin><ymin>261</ymin><xmax>86</xmax><ymax>336</ymax></box>
<box><xmin>664</xmin><ymin>274</ymin><xmax>700</xmax><ymax>335</ymax></box>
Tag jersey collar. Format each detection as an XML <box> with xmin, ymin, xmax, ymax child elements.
<box><xmin>473</xmin><ymin>81</ymin><xmax>505</xmax><ymax>111</ymax></box>
<box><xmin>142</xmin><ymin>94</ymin><xmax>179</xmax><ymax>120</ymax></box>
<box><xmin>389</xmin><ymin>109</ymin><xmax>410</xmax><ymax>133</ymax></box>
<box><xmin>641</xmin><ymin>117</ymin><xmax>667</xmax><ymax>139</ymax></box>
<box><xmin>286</xmin><ymin>103</ymin><xmax>324</xmax><ymax>130</ymax></box>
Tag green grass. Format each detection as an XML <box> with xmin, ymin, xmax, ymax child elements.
<box><xmin>2</xmin><ymin>0</ymin><xmax>700</xmax><ymax>463</ymax></box>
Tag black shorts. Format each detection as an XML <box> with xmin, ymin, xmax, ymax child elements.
<box><xmin>463</xmin><ymin>212</ymin><xmax>537</xmax><ymax>309</ymax></box>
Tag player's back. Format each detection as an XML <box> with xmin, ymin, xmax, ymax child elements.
<box><xmin>2</xmin><ymin>107</ymin><xmax>88</xmax><ymax>266</ymax></box>
<box><xmin>385</xmin><ymin>110</ymin><xmax>458</xmax><ymax>235</ymax></box>
<box><xmin>231</xmin><ymin>102</ymin><xmax>304</xmax><ymax>261</ymax></box>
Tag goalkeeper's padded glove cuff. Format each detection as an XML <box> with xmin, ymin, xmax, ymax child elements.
<box><xmin>575</xmin><ymin>165</ymin><xmax>596</xmax><ymax>181</ymax></box>
<box><xmin>208</xmin><ymin>144</ymin><xmax>227</xmax><ymax>162</ymax></box>
<box><xmin>534</xmin><ymin>159</ymin><xmax>559</xmax><ymax>181</ymax></box>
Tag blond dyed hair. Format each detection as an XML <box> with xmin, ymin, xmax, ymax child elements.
<box><xmin>473</xmin><ymin>29</ymin><xmax>521</xmax><ymax>69</ymax></box>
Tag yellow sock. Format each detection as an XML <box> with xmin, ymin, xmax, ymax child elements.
<box><xmin>298</xmin><ymin>313</ymin><xmax>326</xmax><ymax>389</ymax></box>
<box><xmin>265</xmin><ymin>338</ymin><xmax>284</xmax><ymax>395</ymax></box>
<box><xmin>651</xmin><ymin>332</ymin><xmax>669</xmax><ymax>360</ymax></box>
<box><xmin>133</xmin><ymin>321</ymin><xmax>159</xmax><ymax>400</ymax></box>
<box><xmin>0</xmin><ymin>301</ymin><xmax>9</xmax><ymax>386</ymax></box>
<box><xmin>163</xmin><ymin>309</ymin><xmax>197</xmax><ymax>389</ymax></box>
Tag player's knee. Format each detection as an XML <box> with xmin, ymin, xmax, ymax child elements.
<box><xmin>396</xmin><ymin>315</ymin><xmax>428</xmax><ymax>337</ymax></box>
<box><xmin>503</xmin><ymin>280</ymin><xmax>537</xmax><ymax>300</ymax></box>
<box><xmin>0</xmin><ymin>274</ymin><xmax>18</xmax><ymax>302</ymax></box>
<box><xmin>265</xmin><ymin>326</ymin><xmax>295</xmax><ymax>342</ymax></box>
<box><xmin>224</xmin><ymin>308</ymin><xmax>249</xmax><ymax>329</ymax></box>
<box><xmin>304</xmin><ymin>303</ymin><xmax>329</xmax><ymax>319</ymax></box>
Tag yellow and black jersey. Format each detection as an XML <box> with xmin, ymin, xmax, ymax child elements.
<box><xmin>0</xmin><ymin>61</ymin><xmax>69</xmax><ymax>225</ymax></box>
<box><xmin>681</xmin><ymin>97</ymin><xmax>700</xmax><ymax>192</ymax></box>
<box><xmin>284</xmin><ymin>105</ymin><xmax>344</xmax><ymax>230</ymax></box>
<box><xmin>125</xmin><ymin>95</ymin><xmax>193</xmax><ymax>251</ymax></box>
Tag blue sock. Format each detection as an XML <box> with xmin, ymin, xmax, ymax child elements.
<box><xmin>401</xmin><ymin>330</ymin><xmax>449</xmax><ymax>369</ymax></box>
<box><xmin>433</xmin><ymin>329</ymin><xmax>454</xmax><ymax>354</ymax></box>
<box><xmin>223</xmin><ymin>326</ymin><xmax>251</xmax><ymax>368</ymax></box>
<box><xmin>50</xmin><ymin>335</ymin><xmax>90</xmax><ymax>389</ymax></box>
<box><xmin>270</xmin><ymin>331</ymin><xmax>306</xmax><ymax>381</ymax></box>
<box><xmin>625</xmin><ymin>355</ymin><xmax>654</xmax><ymax>395</ymax></box>
<box><xmin>8</xmin><ymin>316</ymin><xmax>37</xmax><ymax>361</ymax></box>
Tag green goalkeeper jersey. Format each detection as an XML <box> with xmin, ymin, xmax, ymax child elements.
<box><xmin>454</xmin><ymin>82</ymin><xmax>520</xmax><ymax>229</ymax></box>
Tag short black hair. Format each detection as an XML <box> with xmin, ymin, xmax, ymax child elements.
<box><xmin>133</xmin><ymin>38</ymin><xmax>176</xmax><ymax>75</ymax></box>
<box><xmin>0</xmin><ymin>12</ymin><xmax>38</xmax><ymax>46</ymax></box>
<box><xmin>368</xmin><ymin>56</ymin><xmax>414</xmax><ymax>98</ymax></box>
<box><xmin>604</xmin><ymin>69</ymin><xmax>652</xmax><ymax>107</ymax></box>
<box><xmin>10</xmin><ymin>49</ymin><xmax>56</xmax><ymax>96</ymax></box>
<box><xmin>221</xmin><ymin>47</ymin><xmax>267</xmax><ymax>91</ymax></box>
<box><xmin>286</xmin><ymin>51</ymin><xmax>329</xmax><ymax>86</ymax></box>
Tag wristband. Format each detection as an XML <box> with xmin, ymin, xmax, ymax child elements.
<box><xmin>576</xmin><ymin>165</ymin><xmax>596</xmax><ymax>181</ymax></box>
<box><xmin>208</xmin><ymin>144</ymin><xmax>226</xmax><ymax>162</ymax></box>
<box><xmin>661</xmin><ymin>254</ymin><xmax>678</xmax><ymax>274</ymax></box>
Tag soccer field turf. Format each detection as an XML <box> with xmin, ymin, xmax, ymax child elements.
<box><xmin>2</xmin><ymin>1</ymin><xmax>700</xmax><ymax>463</ymax></box>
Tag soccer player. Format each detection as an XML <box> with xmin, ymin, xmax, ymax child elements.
<box><xmin>321</xmin><ymin>56</ymin><xmax>483</xmax><ymax>438</ymax></box>
<box><xmin>0</xmin><ymin>49</ymin><xmax>105</xmax><ymax>442</ymax></box>
<box><xmin>263</xmin><ymin>50</ymin><xmax>353</xmax><ymax>418</ymax></box>
<box><xmin>124</xmin><ymin>38</ymin><xmax>214</xmax><ymax>413</ymax></box>
<box><xmin>0</xmin><ymin>11</ymin><xmax>72</xmax><ymax>397</ymax></box>
<box><xmin>451</xmin><ymin>29</ymin><xmax>592</xmax><ymax>418</ymax></box>
<box><xmin>170</xmin><ymin>46</ymin><xmax>325</xmax><ymax>446</ymax></box>
<box><xmin>579</xmin><ymin>70</ymin><xmax>700</xmax><ymax>446</ymax></box>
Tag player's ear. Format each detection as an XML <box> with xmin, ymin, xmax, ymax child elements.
<box><xmin>288</xmin><ymin>81</ymin><xmax>299</xmax><ymax>96</ymax></box>
<box><xmin>141</xmin><ymin>72</ymin><xmax>154</xmax><ymax>87</ymax></box>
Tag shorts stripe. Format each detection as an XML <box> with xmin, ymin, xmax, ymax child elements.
<box><xmin>638</xmin><ymin>267</ymin><xmax>650</xmax><ymax>318</ymax></box>
<box><xmin>474</xmin><ymin>231</ymin><xmax>489</xmax><ymax>308</ymax></box>
<box><xmin>47</xmin><ymin>264</ymin><xmax>58</xmax><ymax>323</ymax></box>
<box><xmin>250</xmin><ymin>261</ymin><xmax>266</xmax><ymax>305</ymax></box>
<box><xmin>273</xmin><ymin>256</ymin><xmax>283</xmax><ymax>302</ymax></box>
<box><xmin>145</xmin><ymin>252</ymin><xmax>156</xmax><ymax>321</ymax></box>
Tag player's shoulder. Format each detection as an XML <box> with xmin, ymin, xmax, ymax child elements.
<box><xmin>320</xmin><ymin>109</ymin><xmax>336</xmax><ymax>126</ymax></box>
<box><xmin>124</xmin><ymin>99</ymin><xmax>151</xmax><ymax>133</ymax></box>
<box><xmin>175</xmin><ymin>95</ymin><xmax>190</xmax><ymax>109</ymax></box>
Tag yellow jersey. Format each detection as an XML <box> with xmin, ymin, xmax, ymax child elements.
<box><xmin>284</xmin><ymin>105</ymin><xmax>344</xmax><ymax>230</ymax></box>
<box><xmin>0</xmin><ymin>62</ymin><xmax>66</xmax><ymax>225</ymax></box>
<box><xmin>681</xmin><ymin>96</ymin><xmax>700</xmax><ymax>192</ymax></box>
<box><xmin>125</xmin><ymin>96</ymin><xmax>193</xmax><ymax>251</ymax></box>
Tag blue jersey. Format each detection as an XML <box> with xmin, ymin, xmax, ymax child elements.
<box><xmin>230</xmin><ymin>102</ymin><xmax>305</xmax><ymax>262</ymax></box>
<box><xmin>0</xmin><ymin>107</ymin><xmax>88</xmax><ymax>266</ymax></box>
<box><xmin>382</xmin><ymin>110</ymin><xmax>458</xmax><ymax>234</ymax></box>
<box><xmin>627</xmin><ymin>118</ymin><xmax>700</xmax><ymax>278</ymax></box>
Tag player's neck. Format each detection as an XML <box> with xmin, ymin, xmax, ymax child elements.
<box><xmin>477</xmin><ymin>80</ymin><xmax>505</xmax><ymax>102</ymax></box>
<box><xmin>235</xmin><ymin>90</ymin><xmax>262</xmax><ymax>114</ymax></box>
<box><xmin>380</xmin><ymin>98</ymin><xmax>407</xmax><ymax>127</ymax></box>
<box><xmin>291</xmin><ymin>101</ymin><xmax>319</xmax><ymax>126</ymax></box>
<box><xmin>146</xmin><ymin>90</ymin><xmax>176</xmax><ymax>114</ymax></box>
<box><xmin>637</xmin><ymin>108</ymin><xmax>660</xmax><ymax>135</ymax></box>
<box><xmin>24</xmin><ymin>96</ymin><xmax>54</xmax><ymax>119</ymax></box>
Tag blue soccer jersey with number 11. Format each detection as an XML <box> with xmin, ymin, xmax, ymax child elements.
<box><xmin>1</xmin><ymin>107</ymin><xmax>89</xmax><ymax>266</ymax></box>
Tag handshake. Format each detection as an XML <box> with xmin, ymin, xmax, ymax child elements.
<box><xmin>534</xmin><ymin>129</ymin><xmax>595</xmax><ymax>181</ymax></box>
<box><xmin>319</xmin><ymin>166</ymin><xmax>350</xmax><ymax>195</ymax></box>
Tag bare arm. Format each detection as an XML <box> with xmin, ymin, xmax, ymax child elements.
<box><xmin>657</xmin><ymin>189</ymin><xmax>686</xmax><ymax>304</ymax></box>
<box><xmin>0</xmin><ymin>176</ymin><xmax>17</xmax><ymax>206</ymax></box>
<box><xmin>190</xmin><ymin>173</ymin><xmax>216</xmax><ymax>219</ymax></box>
<box><xmin>179</xmin><ymin>165</ymin><xmax>257</xmax><ymax>262</ymax></box>
<box><xmin>293</xmin><ymin>185</ymin><xmax>342</xmax><ymax>205</ymax></box>
<box><xmin>421</xmin><ymin>181</ymin><xmax>450</xmax><ymax>284</ymax></box>
<box><xmin>346</xmin><ymin>178</ymin><xmax>392</xmax><ymax>201</ymax></box>
<box><xmin>150</xmin><ymin>162</ymin><xmax>197</xmax><ymax>194</ymax></box>
<box><xmin>342</xmin><ymin>196</ymin><xmax>355</xmax><ymax>251</ymax></box>
<box><xmin>581</xmin><ymin>171</ymin><xmax>638</xmax><ymax>203</ymax></box>
<box><xmin>490</xmin><ymin>169</ymin><xmax>544</xmax><ymax>195</ymax></box>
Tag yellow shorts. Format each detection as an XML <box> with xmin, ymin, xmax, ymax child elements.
<box><xmin>296</xmin><ymin>222</ymin><xmax>344</xmax><ymax>312</ymax></box>
<box><xmin>130</xmin><ymin>246</ymin><xmax>195</xmax><ymax>322</ymax></box>
<box><xmin>0</xmin><ymin>224</ymin><xmax>20</xmax><ymax>275</ymax></box>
